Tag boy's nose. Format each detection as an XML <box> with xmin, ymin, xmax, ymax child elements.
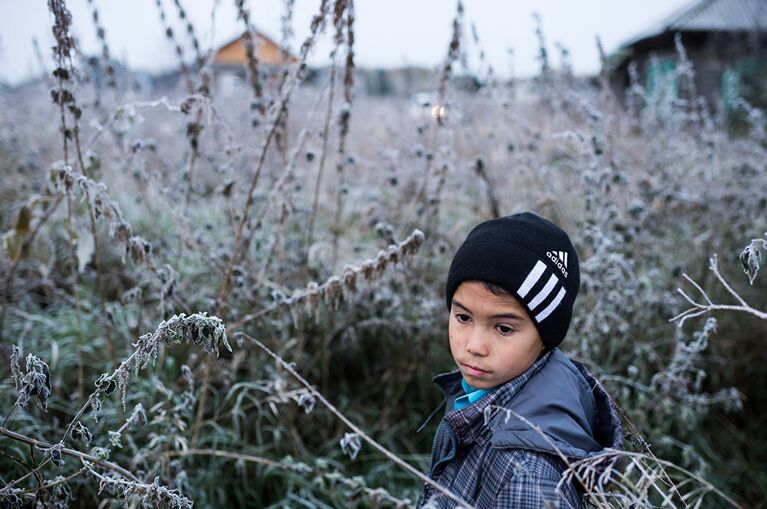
<box><xmin>465</xmin><ymin>331</ymin><xmax>489</xmax><ymax>357</ymax></box>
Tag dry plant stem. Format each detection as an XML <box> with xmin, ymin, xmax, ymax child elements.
<box><xmin>176</xmin><ymin>103</ymin><xmax>207</xmax><ymax>274</ymax></box>
<box><xmin>0</xmin><ymin>428</ymin><xmax>139</xmax><ymax>487</ymax></box>
<box><xmin>190</xmin><ymin>359</ymin><xmax>212</xmax><ymax>447</ymax></box>
<box><xmin>65</xmin><ymin>194</ymin><xmax>86</xmax><ymax>401</ymax></box>
<box><xmin>172</xmin><ymin>0</ymin><xmax>204</xmax><ymax>68</ymax></box>
<box><xmin>242</xmin><ymin>78</ymin><xmax>330</xmax><ymax>259</ymax></box>
<box><xmin>329</xmin><ymin>160</ymin><xmax>346</xmax><ymax>271</ymax></box>
<box><xmin>243</xmin><ymin>334</ymin><xmax>472</xmax><ymax>508</ymax></box>
<box><xmin>574</xmin><ymin>449</ymin><xmax>739</xmax><ymax>508</ymax></box>
<box><xmin>85</xmin><ymin>96</ymin><xmax>203</xmax><ymax>149</ymax></box>
<box><xmin>153</xmin><ymin>0</ymin><xmax>194</xmax><ymax>94</ymax></box>
<box><xmin>161</xmin><ymin>448</ymin><xmax>410</xmax><ymax>506</ymax></box>
<box><xmin>73</xmin><ymin>126</ymin><xmax>113</xmax><ymax>366</ymax></box>
<box><xmin>213</xmin><ymin>103</ymin><xmax>287</xmax><ymax>311</ymax></box>
<box><xmin>329</xmin><ymin>0</ymin><xmax>354</xmax><ymax>269</ymax></box>
<box><xmin>412</xmin><ymin>122</ymin><xmax>438</xmax><ymax>221</ymax></box>
<box><xmin>18</xmin><ymin>466</ymin><xmax>88</xmax><ymax>496</ymax></box>
<box><xmin>415</xmin><ymin>0</ymin><xmax>463</xmax><ymax>213</ymax></box>
<box><xmin>215</xmin><ymin>0</ymin><xmax>332</xmax><ymax>313</ymax></box>
<box><xmin>239</xmin><ymin>95</ymin><xmax>331</xmax><ymax>285</ymax></box>
<box><xmin>182</xmin><ymin>109</ymin><xmax>204</xmax><ymax>210</ymax></box>
<box><xmin>2</xmin><ymin>394</ymin><xmax>24</xmax><ymax>429</ymax></box>
<box><xmin>49</xmin><ymin>0</ymin><xmax>113</xmax><ymax>376</ymax></box>
<box><xmin>610</xmin><ymin>396</ymin><xmax>697</xmax><ymax>508</ymax></box>
<box><xmin>195</xmin><ymin>0</ymin><xmax>333</xmax><ymax>447</ymax></box>
<box><xmin>0</xmin><ymin>456</ymin><xmax>53</xmax><ymax>493</ymax></box>
<box><xmin>87</xmin><ymin>202</ymin><xmax>114</xmax><ymax>364</ymax></box>
<box><xmin>437</xmin><ymin>0</ymin><xmax>463</xmax><ymax>113</ymax></box>
<box><xmin>305</xmin><ymin>56</ymin><xmax>338</xmax><ymax>263</ymax></box>
<box><xmin>85</xmin><ymin>0</ymin><xmax>116</xmax><ymax>88</ymax></box>
<box><xmin>226</xmin><ymin>302</ymin><xmax>278</xmax><ymax>332</ymax></box>
<box><xmin>80</xmin><ymin>459</ymin><xmax>187</xmax><ymax>504</ymax></box>
<box><xmin>49</xmin><ymin>0</ymin><xmax>84</xmax><ymax>400</ymax></box>
<box><xmin>671</xmin><ymin>256</ymin><xmax>767</xmax><ymax>326</ymax></box>
<box><xmin>228</xmin><ymin>228</ymin><xmax>424</xmax><ymax>332</ymax></box>
<box><xmin>0</xmin><ymin>445</ymin><xmax>46</xmax><ymax>490</ymax></box>
<box><xmin>0</xmin><ymin>448</ymin><xmax>31</xmax><ymax>470</ymax></box>
<box><xmin>235</xmin><ymin>0</ymin><xmax>265</xmax><ymax>119</ymax></box>
<box><xmin>473</xmin><ymin>159</ymin><xmax>500</xmax><ymax>218</ymax></box>
<box><xmin>61</xmin><ymin>348</ymin><xmax>140</xmax><ymax>445</ymax></box>
<box><xmin>595</xmin><ymin>35</ymin><xmax>611</xmax><ymax>98</ymax></box>
<box><xmin>2</xmin><ymin>313</ymin><xmax>226</xmax><ymax>493</ymax></box>
<box><xmin>162</xmin><ymin>448</ymin><xmax>295</xmax><ymax>470</ymax></box>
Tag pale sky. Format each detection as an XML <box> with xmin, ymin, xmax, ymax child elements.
<box><xmin>0</xmin><ymin>0</ymin><xmax>691</xmax><ymax>84</ymax></box>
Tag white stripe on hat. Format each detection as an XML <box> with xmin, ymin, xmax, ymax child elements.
<box><xmin>564</xmin><ymin>251</ymin><xmax>568</xmax><ymax>267</ymax></box>
<box><xmin>517</xmin><ymin>260</ymin><xmax>546</xmax><ymax>298</ymax></box>
<box><xmin>527</xmin><ymin>273</ymin><xmax>558</xmax><ymax>311</ymax></box>
<box><xmin>535</xmin><ymin>287</ymin><xmax>566</xmax><ymax>322</ymax></box>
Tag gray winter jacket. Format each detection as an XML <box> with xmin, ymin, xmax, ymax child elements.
<box><xmin>417</xmin><ymin>348</ymin><xmax>623</xmax><ymax>508</ymax></box>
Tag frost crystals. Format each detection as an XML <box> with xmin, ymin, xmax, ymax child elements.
<box><xmin>739</xmin><ymin>236</ymin><xmax>766</xmax><ymax>285</ymax></box>
<box><xmin>340</xmin><ymin>432</ymin><xmax>361</xmax><ymax>460</ymax></box>
<box><xmin>14</xmin><ymin>349</ymin><xmax>52</xmax><ymax>412</ymax></box>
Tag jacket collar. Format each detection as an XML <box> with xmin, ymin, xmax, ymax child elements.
<box><xmin>429</xmin><ymin>351</ymin><xmax>553</xmax><ymax>447</ymax></box>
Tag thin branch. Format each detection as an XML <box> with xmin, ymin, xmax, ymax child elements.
<box><xmin>0</xmin><ymin>427</ymin><xmax>139</xmax><ymax>486</ymax></box>
<box><xmin>672</xmin><ymin>254</ymin><xmax>767</xmax><ymax>326</ymax></box>
<box><xmin>242</xmin><ymin>333</ymin><xmax>472</xmax><ymax>508</ymax></box>
<box><xmin>18</xmin><ymin>466</ymin><xmax>88</xmax><ymax>495</ymax></box>
<box><xmin>681</xmin><ymin>273</ymin><xmax>713</xmax><ymax>305</ymax></box>
<box><xmin>710</xmin><ymin>255</ymin><xmax>749</xmax><ymax>308</ymax></box>
<box><xmin>228</xmin><ymin>228</ymin><xmax>424</xmax><ymax>332</ymax></box>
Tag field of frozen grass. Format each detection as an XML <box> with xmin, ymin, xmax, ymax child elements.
<box><xmin>1</xmin><ymin>0</ymin><xmax>767</xmax><ymax>507</ymax></box>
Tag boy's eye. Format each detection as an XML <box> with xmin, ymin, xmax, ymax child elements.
<box><xmin>496</xmin><ymin>324</ymin><xmax>515</xmax><ymax>335</ymax></box>
<box><xmin>455</xmin><ymin>313</ymin><xmax>471</xmax><ymax>323</ymax></box>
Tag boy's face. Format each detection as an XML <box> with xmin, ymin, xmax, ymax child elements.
<box><xmin>448</xmin><ymin>281</ymin><xmax>545</xmax><ymax>389</ymax></box>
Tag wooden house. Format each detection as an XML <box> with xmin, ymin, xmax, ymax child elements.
<box><xmin>213</xmin><ymin>30</ymin><xmax>296</xmax><ymax>69</ymax></box>
<box><xmin>609</xmin><ymin>0</ymin><xmax>767</xmax><ymax>113</ymax></box>
<box><xmin>211</xmin><ymin>30</ymin><xmax>297</xmax><ymax>94</ymax></box>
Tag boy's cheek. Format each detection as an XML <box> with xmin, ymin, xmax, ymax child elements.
<box><xmin>447</xmin><ymin>333</ymin><xmax>460</xmax><ymax>357</ymax></box>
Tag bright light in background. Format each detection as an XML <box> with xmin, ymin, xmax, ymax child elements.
<box><xmin>431</xmin><ymin>105</ymin><xmax>447</xmax><ymax>122</ymax></box>
<box><xmin>0</xmin><ymin>0</ymin><xmax>691</xmax><ymax>84</ymax></box>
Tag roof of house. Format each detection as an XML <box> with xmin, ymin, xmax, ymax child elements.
<box><xmin>215</xmin><ymin>29</ymin><xmax>283</xmax><ymax>54</ymax></box>
<box><xmin>622</xmin><ymin>0</ymin><xmax>767</xmax><ymax>48</ymax></box>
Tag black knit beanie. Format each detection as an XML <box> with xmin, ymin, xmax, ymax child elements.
<box><xmin>445</xmin><ymin>211</ymin><xmax>580</xmax><ymax>349</ymax></box>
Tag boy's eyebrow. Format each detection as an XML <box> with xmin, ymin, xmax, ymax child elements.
<box><xmin>452</xmin><ymin>299</ymin><xmax>526</xmax><ymax>321</ymax></box>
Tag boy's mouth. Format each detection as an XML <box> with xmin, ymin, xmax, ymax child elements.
<box><xmin>460</xmin><ymin>363</ymin><xmax>491</xmax><ymax>377</ymax></box>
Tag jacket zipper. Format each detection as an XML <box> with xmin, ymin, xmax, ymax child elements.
<box><xmin>423</xmin><ymin>420</ymin><xmax>457</xmax><ymax>503</ymax></box>
<box><xmin>431</xmin><ymin>424</ymin><xmax>457</xmax><ymax>475</ymax></box>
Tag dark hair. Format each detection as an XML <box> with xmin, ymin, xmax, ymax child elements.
<box><xmin>455</xmin><ymin>279</ymin><xmax>514</xmax><ymax>298</ymax></box>
<box><xmin>481</xmin><ymin>281</ymin><xmax>513</xmax><ymax>297</ymax></box>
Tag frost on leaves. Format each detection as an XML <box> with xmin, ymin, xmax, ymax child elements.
<box><xmin>15</xmin><ymin>350</ymin><xmax>52</xmax><ymax>412</ymax></box>
<box><xmin>133</xmin><ymin>312</ymin><xmax>230</xmax><ymax>373</ymax></box>
<box><xmin>739</xmin><ymin>237</ymin><xmax>766</xmax><ymax>285</ymax></box>
<box><xmin>340</xmin><ymin>432</ymin><xmax>361</xmax><ymax>460</ymax></box>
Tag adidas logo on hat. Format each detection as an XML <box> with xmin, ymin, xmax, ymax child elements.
<box><xmin>546</xmin><ymin>250</ymin><xmax>569</xmax><ymax>278</ymax></box>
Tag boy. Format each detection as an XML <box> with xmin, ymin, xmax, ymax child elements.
<box><xmin>417</xmin><ymin>212</ymin><xmax>623</xmax><ymax>508</ymax></box>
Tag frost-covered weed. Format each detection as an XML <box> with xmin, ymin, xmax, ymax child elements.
<box><xmin>1</xmin><ymin>0</ymin><xmax>765</xmax><ymax>506</ymax></box>
<box><xmin>11</xmin><ymin>348</ymin><xmax>52</xmax><ymax>412</ymax></box>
